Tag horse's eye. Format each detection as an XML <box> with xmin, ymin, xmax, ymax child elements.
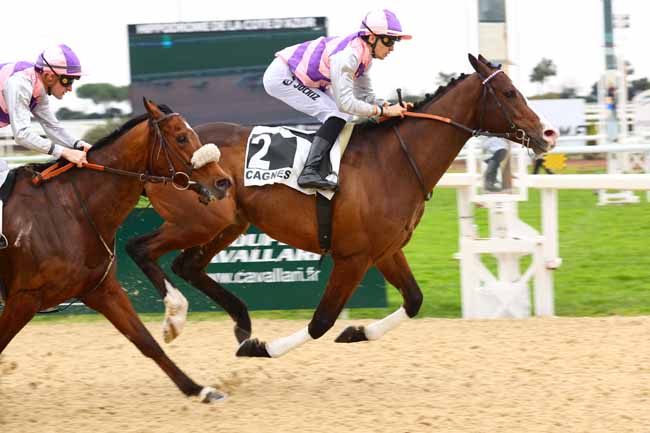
<box><xmin>176</xmin><ymin>135</ymin><xmax>187</xmax><ymax>144</ymax></box>
<box><xmin>504</xmin><ymin>90</ymin><xmax>516</xmax><ymax>98</ymax></box>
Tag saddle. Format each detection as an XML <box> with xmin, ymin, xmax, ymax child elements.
<box><xmin>0</xmin><ymin>169</ymin><xmax>17</xmax><ymax>203</ymax></box>
<box><xmin>0</xmin><ymin>169</ymin><xmax>17</xmax><ymax>249</ymax></box>
<box><xmin>243</xmin><ymin>124</ymin><xmax>355</xmax><ymax>254</ymax></box>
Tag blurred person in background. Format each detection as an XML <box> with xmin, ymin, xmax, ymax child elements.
<box><xmin>482</xmin><ymin>136</ymin><xmax>508</xmax><ymax>192</ymax></box>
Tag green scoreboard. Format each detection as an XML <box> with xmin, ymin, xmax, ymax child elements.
<box><xmin>127</xmin><ymin>17</ymin><xmax>327</xmax><ymax>125</ymax></box>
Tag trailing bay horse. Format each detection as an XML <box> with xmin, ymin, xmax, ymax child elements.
<box><xmin>0</xmin><ymin>99</ymin><xmax>233</xmax><ymax>402</ymax></box>
<box><xmin>129</xmin><ymin>54</ymin><xmax>559</xmax><ymax>357</ymax></box>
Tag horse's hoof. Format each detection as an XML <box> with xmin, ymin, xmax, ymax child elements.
<box><xmin>236</xmin><ymin>338</ymin><xmax>271</xmax><ymax>358</ymax></box>
<box><xmin>199</xmin><ymin>387</ymin><xmax>227</xmax><ymax>403</ymax></box>
<box><xmin>162</xmin><ymin>318</ymin><xmax>181</xmax><ymax>343</ymax></box>
<box><xmin>234</xmin><ymin>324</ymin><xmax>252</xmax><ymax>344</ymax></box>
<box><xmin>335</xmin><ymin>326</ymin><xmax>368</xmax><ymax>343</ymax></box>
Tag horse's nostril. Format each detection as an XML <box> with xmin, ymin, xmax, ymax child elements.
<box><xmin>544</xmin><ymin>129</ymin><xmax>556</xmax><ymax>137</ymax></box>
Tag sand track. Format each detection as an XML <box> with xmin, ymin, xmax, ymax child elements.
<box><xmin>1</xmin><ymin>316</ymin><xmax>649</xmax><ymax>433</ymax></box>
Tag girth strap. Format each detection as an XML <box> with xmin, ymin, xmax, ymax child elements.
<box><xmin>316</xmin><ymin>193</ymin><xmax>332</xmax><ymax>253</ymax></box>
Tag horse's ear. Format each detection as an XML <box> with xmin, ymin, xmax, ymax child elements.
<box><xmin>478</xmin><ymin>54</ymin><xmax>489</xmax><ymax>64</ymax></box>
<box><xmin>468</xmin><ymin>53</ymin><xmax>480</xmax><ymax>72</ymax></box>
<box><xmin>143</xmin><ymin>97</ymin><xmax>164</xmax><ymax>120</ymax></box>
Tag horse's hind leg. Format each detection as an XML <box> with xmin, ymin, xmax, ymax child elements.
<box><xmin>172</xmin><ymin>222</ymin><xmax>252</xmax><ymax>343</ymax></box>
<box><xmin>82</xmin><ymin>277</ymin><xmax>225</xmax><ymax>403</ymax></box>
<box><xmin>336</xmin><ymin>249</ymin><xmax>423</xmax><ymax>343</ymax></box>
<box><xmin>0</xmin><ymin>289</ymin><xmax>40</xmax><ymax>354</ymax></box>
<box><xmin>237</xmin><ymin>254</ymin><xmax>370</xmax><ymax>358</ymax></box>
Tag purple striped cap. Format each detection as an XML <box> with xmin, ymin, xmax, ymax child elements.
<box><xmin>35</xmin><ymin>44</ymin><xmax>83</xmax><ymax>76</ymax></box>
<box><xmin>360</xmin><ymin>9</ymin><xmax>412</xmax><ymax>40</ymax></box>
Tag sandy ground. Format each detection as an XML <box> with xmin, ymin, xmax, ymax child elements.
<box><xmin>1</xmin><ymin>316</ymin><xmax>649</xmax><ymax>433</ymax></box>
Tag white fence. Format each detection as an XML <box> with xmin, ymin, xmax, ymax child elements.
<box><xmin>437</xmin><ymin>140</ymin><xmax>650</xmax><ymax>319</ymax></box>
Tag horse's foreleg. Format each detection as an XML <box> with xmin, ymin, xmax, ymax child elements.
<box><xmin>335</xmin><ymin>249</ymin><xmax>422</xmax><ymax>343</ymax></box>
<box><xmin>0</xmin><ymin>289</ymin><xmax>40</xmax><ymax>355</ymax></box>
<box><xmin>82</xmin><ymin>278</ymin><xmax>225</xmax><ymax>403</ymax></box>
<box><xmin>237</xmin><ymin>254</ymin><xmax>370</xmax><ymax>358</ymax></box>
<box><xmin>172</xmin><ymin>222</ymin><xmax>252</xmax><ymax>344</ymax></box>
<box><xmin>126</xmin><ymin>223</ymin><xmax>216</xmax><ymax>343</ymax></box>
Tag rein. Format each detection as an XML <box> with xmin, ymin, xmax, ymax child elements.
<box><xmin>388</xmin><ymin>70</ymin><xmax>533</xmax><ymax>201</ymax></box>
<box><xmin>31</xmin><ymin>113</ymin><xmax>194</xmax><ymax>190</ymax></box>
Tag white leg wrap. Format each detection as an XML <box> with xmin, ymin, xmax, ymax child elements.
<box><xmin>162</xmin><ymin>281</ymin><xmax>189</xmax><ymax>343</ymax></box>
<box><xmin>364</xmin><ymin>307</ymin><xmax>409</xmax><ymax>341</ymax></box>
<box><xmin>191</xmin><ymin>143</ymin><xmax>221</xmax><ymax>169</ymax></box>
<box><xmin>199</xmin><ymin>386</ymin><xmax>226</xmax><ymax>403</ymax></box>
<box><xmin>265</xmin><ymin>327</ymin><xmax>313</xmax><ymax>358</ymax></box>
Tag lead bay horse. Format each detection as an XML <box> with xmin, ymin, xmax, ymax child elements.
<box><xmin>128</xmin><ymin>54</ymin><xmax>559</xmax><ymax>357</ymax></box>
<box><xmin>0</xmin><ymin>100</ymin><xmax>232</xmax><ymax>402</ymax></box>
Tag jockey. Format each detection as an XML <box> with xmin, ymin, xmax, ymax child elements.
<box><xmin>0</xmin><ymin>44</ymin><xmax>91</xmax><ymax>249</ymax></box>
<box><xmin>263</xmin><ymin>9</ymin><xmax>413</xmax><ymax>190</ymax></box>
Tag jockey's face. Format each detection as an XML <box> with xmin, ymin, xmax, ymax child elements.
<box><xmin>41</xmin><ymin>71</ymin><xmax>73</xmax><ymax>99</ymax></box>
<box><xmin>368</xmin><ymin>34</ymin><xmax>396</xmax><ymax>60</ymax></box>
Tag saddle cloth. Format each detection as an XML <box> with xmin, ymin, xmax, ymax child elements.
<box><xmin>243</xmin><ymin>123</ymin><xmax>354</xmax><ymax>200</ymax></box>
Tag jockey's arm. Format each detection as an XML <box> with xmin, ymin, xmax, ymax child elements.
<box><xmin>32</xmin><ymin>93</ymin><xmax>90</xmax><ymax>152</ymax></box>
<box><xmin>352</xmin><ymin>70</ymin><xmax>384</xmax><ymax>107</ymax></box>
<box><xmin>3</xmin><ymin>75</ymin><xmax>64</xmax><ymax>158</ymax></box>
<box><xmin>330</xmin><ymin>50</ymin><xmax>378</xmax><ymax>119</ymax></box>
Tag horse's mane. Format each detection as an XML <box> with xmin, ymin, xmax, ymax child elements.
<box><xmin>356</xmin><ymin>73</ymin><xmax>471</xmax><ymax>131</ymax></box>
<box><xmin>17</xmin><ymin>104</ymin><xmax>174</xmax><ymax>174</ymax></box>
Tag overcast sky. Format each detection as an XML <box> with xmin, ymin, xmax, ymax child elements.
<box><xmin>3</xmin><ymin>0</ymin><xmax>648</xmax><ymax>111</ymax></box>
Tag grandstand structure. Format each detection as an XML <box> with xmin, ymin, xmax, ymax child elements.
<box><xmin>127</xmin><ymin>17</ymin><xmax>326</xmax><ymax>126</ymax></box>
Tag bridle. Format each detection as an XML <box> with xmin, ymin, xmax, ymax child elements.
<box><xmin>475</xmin><ymin>70</ymin><xmax>532</xmax><ymax>149</ymax></box>
<box><xmin>32</xmin><ymin>112</ymin><xmax>198</xmax><ymax>190</ymax></box>
<box><xmin>147</xmin><ymin>112</ymin><xmax>197</xmax><ymax>190</ymax></box>
<box><xmin>389</xmin><ymin>69</ymin><xmax>537</xmax><ymax>201</ymax></box>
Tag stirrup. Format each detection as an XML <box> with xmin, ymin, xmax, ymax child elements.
<box><xmin>0</xmin><ymin>234</ymin><xmax>7</xmax><ymax>249</ymax></box>
<box><xmin>298</xmin><ymin>177</ymin><xmax>339</xmax><ymax>192</ymax></box>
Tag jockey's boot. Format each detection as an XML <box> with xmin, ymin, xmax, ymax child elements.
<box><xmin>0</xmin><ymin>200</ymin><xmax>6</xmax><ymax>249</ymax></box>
<box><xmin>297</xmin><ymin>116</ymin><xmax>346</xmax><ymax>191</ymax></box>
<box><xmin>298</xmin><ymin>136</ymin><xmax>339</xmax><ymax>190</ymax></box>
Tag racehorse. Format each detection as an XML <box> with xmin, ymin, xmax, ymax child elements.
<box><xmin>0</xmin><ymin>99</ymin><xmax>232</xmax><ymax>402</ymax></box>
<box><xmin>128</xmin><ymin>54</ymin><xmax>559</xmax><ymax>357</ymax></box>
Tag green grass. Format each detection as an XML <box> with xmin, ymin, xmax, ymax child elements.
<box><xmin>397</xmin><ymin>187</ymin><xmax>650</xmax><ymax>318</ymax></box>
<box><xmin>29</xmin><ymin>182</ymin><xmax>650</xmax><ymax>324</ymax></box>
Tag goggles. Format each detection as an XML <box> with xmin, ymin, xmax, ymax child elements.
<box><xmin>40</xmin><ymin>55</ymin><xmax>79</xmax><ymax>87</ymax></box>
<box><xmin>362</xmin><ymin>22</ymin><xmax>401</xmax><ymax>47</ymax></box>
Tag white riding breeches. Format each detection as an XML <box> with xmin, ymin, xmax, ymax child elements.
<box><xmin>262</xmin><ymin>57</ymin><xmax>353</xmax><ymax>123</ymax></box>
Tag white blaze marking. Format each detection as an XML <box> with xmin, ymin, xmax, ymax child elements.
<box><xmin>162</xmin><ymin>281</ymin><xmax>188</xmax><ymax>343</ymax></box>
<box><xmin>364</xmin><ymin>307</ymin><xmax>409</xmax><ymax>340</ymax></box>
<box><xmin>265</xmin><ymin>326</ymin><xmax>313</xmax><ymax>358</ymax></box>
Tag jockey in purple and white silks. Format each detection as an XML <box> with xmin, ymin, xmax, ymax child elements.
<box><xmin>0</xmin><ymin>44</ymin><xmax>91</xmax><ymax>249</ymax></box>
<box><xmin>263</xmin><ymin>9</ymin><xmax>414</xmax><ymax>191</ymax></box>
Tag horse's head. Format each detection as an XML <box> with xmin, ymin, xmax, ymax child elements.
<box><xmin>468</xmin><ymin>54</ymin><xmax>559</xmax><ymax>155</ymax></box>
<box><xmin>143</xmin><ymin>98</ymin><xmax>232</xmax><ymax>203</ymax></box>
